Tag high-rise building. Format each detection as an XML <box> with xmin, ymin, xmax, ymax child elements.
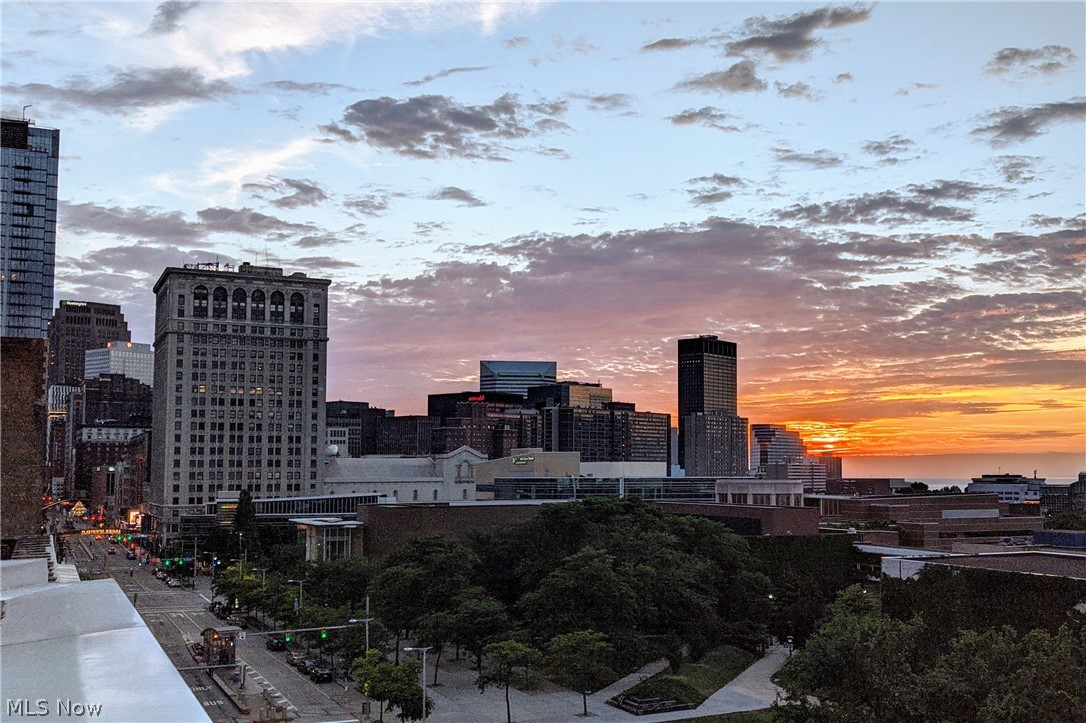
<box><xmin>150</xmin><ymin>262</ymin><xmax>330</xmax><ymax>537</ymax></box>
<box><xmin>479</xmin><ymin>360</ymin><xmax>557</xmax><ymax>397</ymax></box>
<box><xmin>47</xmin><ymin>301</ymin><xmax>130</xmax><ymax>387</ymax></box>
<box><xmin>683</xmin><ymin>412</ymin><xmax>749</xmax><ymax>476</ymax></box>
<box><xmin>527</xmin><ymin>381</ymin><xmax>613</xmax><ymax>409</ymax></box>
<box><xmin>677</xmin><ymin>335</ymin><xmax>738</xmax><ymax>469</ymax></box>
<box><xmin>750</xmin><ymin>424</ymin><xmax>806</xmax><ymax>475</ymax></box>
<box><xmin>1</xmin><ymin>117</ymin><xmax>59</xmax><ymax>543</ymax></box>
<box><xmin>542</xmin><ymin>402</ymin><xmax>670</xmax><ymax>464</ymax></box>
<box><xmin>326</xmin><ymin>400</ymin><xmax>392</xmax><ymax>457</ymax></box>
<box><xmin>84</xmin><ymin>340</ymin><xmax>153</xmax><ymax>387</ymax></box>
<box><xmin>1</xmin><ymin>117</ymin><xmax>59</xmax><ymax>339</ymax></box>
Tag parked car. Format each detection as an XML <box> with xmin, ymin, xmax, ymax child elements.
<box><xmin>107</xmin><ymin>547</ymin><xmax>117</xmax><ymax>555</ymax></box>
<box><xmin>125</xmin><ymin>551</ymin><xmax>137</xmax><ymax>560</ymax></box>
<box><xmin>310</xmin><ymin>667</ymin><xmax>334</xmax><ymax>683</ymax></box>
<box><xmin>298</xmin><ymin>659</ymin><xmax>319</xmax><ymax>675</ymax></box>
<box><xmin>287</xmin><ymin>652</ymin><xmax>307</xmax><ymax>667</ymax></box>
<box><xmin>265</xmin><ymin>636</ymin><xmax>287</xmax><ymax>651</ymax></box>
<box><xmin>167</xmin><ymin>578</ymin><xmax>182</xmax><ymax>588</ymax></box>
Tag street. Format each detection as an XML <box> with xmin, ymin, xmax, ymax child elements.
<box><xmin>71</xmin><ymin>534</ymin><xmax>368</xmax><ymax>723</ymax></box>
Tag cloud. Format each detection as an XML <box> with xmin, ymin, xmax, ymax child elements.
<box><xmin>243</xmin><ymin>177</ymin><xmax>329</xmax><ymax>209</ymax></box>
<box><xmin>894</xmin><ymin>82</ymin><xmax>937</xmax><ymax>96</ymax></box>
<box><xmin>573</xmin><ymin>93</ymin><xmax>635</xmax><ymax>113</ymax></box>
<box><xmin>196</xmin><ymin>206</ymin><xmax>318</xmax><ymax>237</ymax></box>
<box><xmin>403</xmin><ymin>66</ymin><xmax>492</xmax><ymax>87</ymax></box>
<box><xmin>995</xmin><ymin>156</ymin><xmax>1040</xmax><ymax>184</ymax></box>
<box><xmin>503</xmin><ymin>36</ymin><xmax>530</xmax><ymax>49</ymax></box>
<box><xmin>972</xmin><ymin>98</ymin><xmax>1086</xmax><ymax>146</ymax></box>
<box><xmin>668</xmin><ymin>107</ymin><xmax>742</xmax><ymax>132</ymax></box>
<box><xmin>686</xmin><ymin>174</ymin><xmax>744</xmax><ymax>206</ymax></box>
<box><xmin>145</xmin><ymin>1</ymin><xmax>199</xmax><ymax>35</ymax></box>
<box><xmin>60</xmin><ymin>201</ymin><xmax>206</xmax><ymax>244</ymax></box>
<box><xmin>776</xmin><ymin>187</ymin><xmax>977</xmax><ymax>225</ymax></box>
<box><xmin>985</xmin><ymin>45</ymin><xmax>1077</xmax><ymax>76</ymax></box>
<box><xmin>775</xmin><ymin>81</ymin><xmax>822</xmax><ymax>100</ymax></box>
<box><xmin>320</xmin><ymin>93</ymin><xmax>570</xmax><ymax>160</ymax></box>
<box><xmin>429</xmin><ymin>186</ymin><xmax>486</xmax><ymax>207</ymax></box>
<box><xmin>262</xmin><ymin>80</ymin><xmax>355</xmax><ymax>96</ymax></box>
<box><xmin>833</xmin><ymin>72</ymin><xmax>853</xmax><ymax>83</ymax></box>
<box><xmin>675</xmin><ymin>61</ymin><xmax>766</xmax><ymax>94</ymax></box>
<box><xmin>641</xmin><ymin>37</ymin><xmax>702</xmax><ymax>52</ymax></box>
<box><xmin>344</xmin><ymin>192</ymin><xmax>398</xmax><ymax>217</ymax></box>
<box><xmin>862</xmin><ymin>135</ymin><xmax>915</xmax><ymax>157</ymax></box>
<box><xmin>5</xmin><ymin>66</ymin><xmax>235</xmax><ymax>114</ymax></box>
<box><xmin>773</xmin><ymin>147</ymin><xmax>844</xmax><ymax>168</ymax></box>
<box><xmin>325</xmin><ymin>218</ymin><xmax>1085</xmax><ymax>431</ymax></box>
<box><xmin>725</xmin><ymin>5</ymin><xmax>874</xmax><ymax>62</ymax></box>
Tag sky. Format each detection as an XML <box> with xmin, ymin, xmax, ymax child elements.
<box><xmin>3</xmin><ymin>1</ymin><xmax>1084</xmax><ymax>475</ymax></box>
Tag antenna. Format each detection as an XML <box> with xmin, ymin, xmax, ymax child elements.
<box><xmin>22</xmin><ymin>105</ymin><xmax>32</xmax><ymax>121</ymax></box>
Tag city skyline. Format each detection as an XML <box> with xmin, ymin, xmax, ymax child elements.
<box><xmin>3</xmin><ymin>2</ymin><xmax>1083</xmax><ymax>470</ymax></box>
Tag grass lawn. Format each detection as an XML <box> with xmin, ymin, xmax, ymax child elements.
<box><xmin>624</xmin><ymin>645</ymin><xmax>759</xmax><ymax>706</ymax></box>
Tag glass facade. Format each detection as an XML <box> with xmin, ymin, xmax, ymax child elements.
<box><xmin>1</xmin><ymin>119</ymin><xmax>59</xmax><ymax>339</ymax></box>
<box><xmin>677</xmin><ymin>335</ymin><xmax>738</xmax><ymax>468</ymax></box>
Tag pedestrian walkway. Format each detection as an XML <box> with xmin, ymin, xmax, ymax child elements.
<box><xmin>420</xmin><ymin>645</ymin><xmax>788</xmax><ymax>723</ymax></box>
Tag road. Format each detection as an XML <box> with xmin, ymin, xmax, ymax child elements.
<box><xmin>73</xmin><ymin>535</ymin><xmax>366</xmax><ymax>723</ymax></box>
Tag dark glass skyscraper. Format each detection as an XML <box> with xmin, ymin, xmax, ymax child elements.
<box><xmin>1</xmin><ymin>118</ymin><xmax>59</xmax><ymax>339</ymax></box>
<box><xmin>677</xmin><ymin>335</ymin><xmax>738</xmax><ymax>468</ymax></box>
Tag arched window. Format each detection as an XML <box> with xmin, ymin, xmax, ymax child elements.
<box><xmin>289</xmin><ymin>292</ymin><xmax>305</xmax><ymax>324</ymax></box>
<box><xmin>232</xmin><ymin>289</ymin><xmax>247</xmax><ymax>320</ymax></box>
<box><xmin>432</xmin><ymin>490</ymin><xmax>438</xmax><ymax>501</ymax></box>
<box><xmin>270</xmin><ymin>291</ymin><xmax>285</xmax><ymax>323</ymax></box>
<box><xmin>251</xmin><ymin>290</ymin><xmax>265</xmax><ymax>321</ymax></box>
<box><xmin>177</xmin><ymin>294</ymin><xmax>186</xmax><ymax>318</ymax></box>
<box><xmin>412</xmin><ymin>489</ymin><xmax>419</xmax><ymax>501</ymax></box>
<box><xmin>212</xmin><ymin>287</ymin><xmax>228</xmax><ymax>319</ymax></box>
<box><xmin>193</xmin><ymin>286</ymin><xmax>209</xmax><ymax>318</ymax></box>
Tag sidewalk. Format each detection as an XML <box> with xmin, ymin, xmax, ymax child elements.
<box><xmin>421</xmin><ymin>645</ymin><xmax>788</xmax><ymax>723</ymax></box>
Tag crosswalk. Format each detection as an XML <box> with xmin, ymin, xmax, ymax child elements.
<box><xmin>241</xmin><ymin>663</ymin><xmax>298</xmax><ymax>716</ymax></box>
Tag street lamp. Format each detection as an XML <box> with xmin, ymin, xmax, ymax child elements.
<box><xmin>252</xmin><ymin>567</ymin><xmax>268</xmax><ymax>627</ymax></box>
<box><xmin>287</xmin><ymin>578</ymin><xmax>305</xmax><ymax>624</ymax></box>
<box><xmin>404</xmin><ymin>646</ymin><xmax>432</xmax><ymax>722</ymax></box>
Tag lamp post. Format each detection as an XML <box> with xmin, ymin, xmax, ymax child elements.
<box><xmin>252</xmin><ymin>567</ymin><xmax>268</xmax><ymax>628</ymax></box>
<box><xmin>404</xmin><ymin>646</ymin><xmax>432</xmax><ymax>722</ymax></box>
<box><xmin>287</xmin><ymin>578</ymin><xmax>305</xmax><ymax>625</ymax></box>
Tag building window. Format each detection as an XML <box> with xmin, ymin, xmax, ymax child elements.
<box><xmin>193</xmin><ymin>286</ymin><xmax>209</xmax><ymax>318</ymax></box>
<box><xmin>232</xmin><ymin>288</ymin><xmax>247</xmax><ymax>320</ymax></box>
<box><xmin>289</xmin><ymin>292</ymin><xmax>305</xmax><ymax>324</ymax></box>
<box><xmin>212</xmin><ymin>287</ymin><xmax>228</xmax><ymax>319</ymax></box>
<box><xmin>270</xmin><ymin>291</ymin><xmax>285</xmax><ymax>323</ymax></box>
<box><xmin>433</xmin><ymin>490</ymin><xmax>438</xmax><ymax>501</ymax></box>
<box><xmin>251</xmin><ymin>289</ymin><xmax>266</xmax><ymax>321</ymax></box>
<box><xmin>177</xmin><ymin>294</ymin><xmax>186</xmax><ymax>318</ymax></box>
<box><xmin>413</xmin><ymin>490</ymin><xmax>419</xmax><ymax>501</ymax></box>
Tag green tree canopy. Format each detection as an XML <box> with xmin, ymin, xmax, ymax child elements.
<box><xmin>545</xmin><ymin>630</ymin><xmax>616</xmax><ymax>716</ymax></box>
<box><xmin>477</xmin><ymin>640</ymin><xmax>543</xmax><ymax>723</ymax></box>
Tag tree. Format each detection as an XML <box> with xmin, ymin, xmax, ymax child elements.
<box><xmin>449</xmin><ymin>587</ymin><xmax>511</xmax><ymax>669</ymax></box>
<box><xmin>385</xmin><ymin>659</ymin><xmax>432</xmax><ymax>722</ymax></box>
<box><xmin>518</xmin><ymin>547</ymin><xmax>638</xmax><ymax>642</ymax></box>
<box><xmin>545</xmin><ymin>630</ymin><xmax>616</xmax><ymax>716</ymax></box>
<box><xmin>477</xmin><ymin>640</ymin><xmax>542</xmax><ymax>723</ymax></box>
<box><xmin>415</xmin><ymin>610</ymin><xmax>456</xmax><ymax>685</ymax></box>
<box><xmin>233</xmin><ymin>489</ymin><xmax>259</xmax><ymax>560</ymax></box>
<box><xmin>775</xmin><ymin>585</ymin><xmax>925</xmax><ymax>723</ymax></box>
<box><xmin>353</xmin><ymin>650</ymin><xmax>397</xmax><ymax>723</ymax></box>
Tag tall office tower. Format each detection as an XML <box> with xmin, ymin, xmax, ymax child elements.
<box><xmin>84</xmin><ymin>340</ymin><xmax>153</xmax><ymax>387</ymax></box>
<box><xmin>677</xmin><ymin>335</ymin><xmax>738</xmax><ymax>469</ymax></box>
<box><xmin>1</xmin><ymin>117</ymin><xmax>59</xmax><ymax>542</ymax></box>
<box><xmin>47</xmin><ymin>301</ymin><xmax>130</xmax><ymax>386</ymax></box>
<box><xmin>819</xmin><ymin>451</ymin><xmax>843</xmax><ymax>481</ymax></box>
<box><xmin>684</xmin><ymin>412</ymin><xmax>750</xmax><ymax>477</ymax></box>
<box><xmin>150</xmin><ymin>262</ymin><xmax>330</xmax><ymax>538</ymax></box>
<box><xmin>326</xmin><ymin>400</ymin><xmax>392</xmax><ymax>457</ymax></box>
<box><xmin>750</xmin><ymin>424</ymin><xmax>806</xmax><ymax>475</ymax></box>
<box><xmin>479</xmin><ymin>360</ymin><xmax>557</xmax><ymax>397</ymax></box>
<box><xmin>527</xmin><ymin>381</ymin><xmax>613</xmax><ymax>409</ymax></box>
<box><xmin>542</xmin><ymin>402</ymin><xmax>670</xmax><ymax>463</ymax></box>
<box><xmin>1</xmin><ymin>118</ymin><xmax>59</xmax><ymax>339</ymax></box>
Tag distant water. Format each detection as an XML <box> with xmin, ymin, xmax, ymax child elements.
<box><xmin>914</xmin><ymin>477</ymin><xmax>1078</xmax><ymax>491</ymax></box>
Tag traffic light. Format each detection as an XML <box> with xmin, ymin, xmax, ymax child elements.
<box><xmin>284</xmin><ymin>631</ymin><xmax>292</xmax><ymax>643</ymax></box>
<box><xmin>164</xmin><ymin>559</ymin><xmax>171</xmax><ymax>567</ymax></box>
<box><xmin>320</xmin><ymin>629</ymin><xmax>328</xmax><ymax>640</ymax></box>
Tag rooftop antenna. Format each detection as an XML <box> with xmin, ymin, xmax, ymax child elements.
<box><xmin>21</xmin><ymin>105</ymin><xmax>32</xmax><ymax>121</ymax></box>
